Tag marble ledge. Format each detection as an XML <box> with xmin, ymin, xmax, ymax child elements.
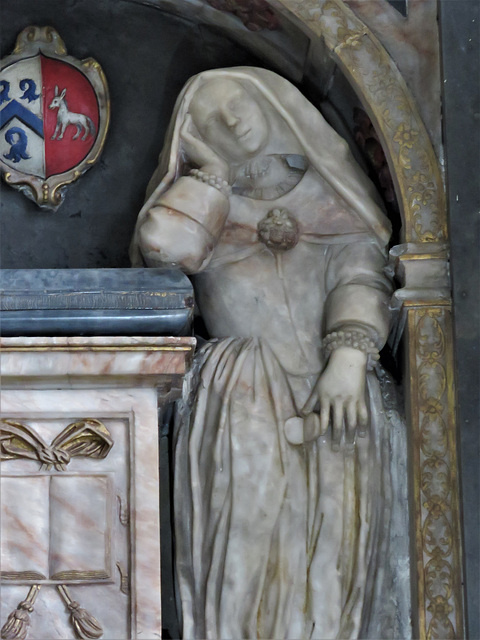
<box><xmin>0</xmin><ymin>336</ymin><xmax>196</xmax><ymax>389</ymax></box>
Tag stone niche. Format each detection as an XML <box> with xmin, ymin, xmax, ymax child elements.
<box><xmin>0</xmin><ymin>1</ymin><xmax>468</xmax><ymax>639</ymax></box>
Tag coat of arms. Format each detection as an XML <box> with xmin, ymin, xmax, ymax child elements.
<box><xmin>0</xmin><ymin>26</ymin><xmax>109</xmax><ymax>210</ymax></box>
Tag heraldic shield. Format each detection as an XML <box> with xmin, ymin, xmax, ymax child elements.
<box><xmin>0</xmin><ymin>26</ymin><xmax>109</xmax><ymax>210</ymax></box>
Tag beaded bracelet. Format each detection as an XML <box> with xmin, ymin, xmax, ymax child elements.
<box><xmin>189</xmin><ymin>169</ymin><xmax>232</xmax><ymax>197</ymax></box>
<box><xmin>322</xmin><ymin>329</ymin><xmax>380</xmax><ymax>362</ymax></box>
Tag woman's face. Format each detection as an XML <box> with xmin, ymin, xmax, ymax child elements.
<box><xmin>189</xmin><ymin>78</ymin><xmax>269</xmax><ymax>163</ymax></box>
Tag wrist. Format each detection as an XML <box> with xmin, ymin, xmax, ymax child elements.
<box><xmin>201</xmin><ymin>163</ymin><xmax>229</xmax><ymax>182</ymax></box>
<box><xmin>189</xmin><ymin>168</ymin><xmax>231</xmax><ymax>198</ymax></box>
<box><xmin>328</xmin><ymin>346</ymin><xmax>367</xmax><ymax>369</ymax></box>
<box><xmin>322</xmin><ymin>326</ymin><xmax>379</xmax><ymax>368</ymax></box>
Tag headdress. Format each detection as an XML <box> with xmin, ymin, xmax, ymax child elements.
<box><xmin>130</xmin><ymin>67</ymin><xmax>391</xmax><ymax>266</ymax></box>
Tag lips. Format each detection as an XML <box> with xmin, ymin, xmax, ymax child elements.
<box><xmin>237</xmin><ymin>128</ymin><xmax>251</xmax><ymax>140</ymax></box>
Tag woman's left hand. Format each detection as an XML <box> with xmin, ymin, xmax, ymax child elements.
<box><xmin>303</xmin><ymin>346</ymin><xmax>368</xmax><ymax>450</ymax></box>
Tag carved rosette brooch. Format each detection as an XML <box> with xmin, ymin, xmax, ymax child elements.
<box><xmin>257</xmin><ymin>207</ymin><xmax>299</xmax><ymax>252</ymax></box>
<box><xmin>232</xmin><ymin>154</ymin><xmax>306</xmax><ymax>253</ymax></box>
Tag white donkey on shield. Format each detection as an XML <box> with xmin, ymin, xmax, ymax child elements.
<box><xmin>49</xmin><ymin>86</ymin><xmax>96</xmax><ymax>141</ymax></box>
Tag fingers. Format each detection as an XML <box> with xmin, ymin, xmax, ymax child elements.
<box><xmin>181</xmin><ymin>126</ymin><xmax>199</xmax><ymax>148</ymax></box>
<box><xmin>180</xmin><ymin>113</ymin><xmax>192</xmax><ymax>139</ymax></box>
<box><xmin>331</xmin><ymin>399</ymin><xmax>343</xmax><ymax>452</ymax></box>
<box><xmin>319</xmin><ymin>401</ymin><xmax>330</xmax><ymax>436</ymax></box>
<box><xmin>357</xmin><ymin>400</ymin><xmax>369</xmax><ymax>437</ymax></box>
<box><xmin>345</xmin><ymin>399</ymin><xmax>357</xmax><ymax>445</ymax></box>
<box><xmin>317</xmin><ymin>397</ymin><xmax>369</xmax><ymax>450</ymax></box>
<box><xmin>301</xmin><ymin>386</ymin><xmax>320</xmax><ymax>416</ymax></box>
<box><xmin>297</xmin><ymin>386</ymin><xmax>368</xmax><ymax>448</ymax></box>
<box><xmin>180</xmin><ymin>114</ymin><xmax>205</xmax><ymax>156</ymax></box>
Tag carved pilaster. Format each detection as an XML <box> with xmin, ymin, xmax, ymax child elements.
<box><xmin>265</xmin><ymin>1</ymin><xmax>465</xmax><ymax>634</ymax></box>
<box><xmin>405</xmin><ymin>305</ymin><xmax>463</xmax><ymax>639</ymax></box>
<box><xmin>393</xmin><ymin>246</ymin><xmax>465</xmax><ymax>639</ymax></box>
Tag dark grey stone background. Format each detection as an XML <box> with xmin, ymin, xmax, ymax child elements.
<box><xmin>1</xmin><ymin>0</ymin><xmax>478</xmax><ymax>637</ymax></box>
<box><xmin>0</xmin><ymin>0</ymin><xmax>267</xmax><ymax>269</ymax></box>
<box><xmin>440</xmin><ymin>2</ymin><xmax>480</xmax><ymax>637</ymax></box>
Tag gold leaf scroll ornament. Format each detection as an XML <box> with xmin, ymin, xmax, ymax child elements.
<box><xmin>0</xmin><ymin>419</ymin><xmax>113</xmax><ymax>471</ymax></box>
<box><xmin>0</xmin><ymin>586</ymin><xmax>41</xmax><ymax>640</ymax></box>
<box><xmin>57</xmin><ymin>586</ymin><xmax>103</xmax><ymax>640</ymax></box>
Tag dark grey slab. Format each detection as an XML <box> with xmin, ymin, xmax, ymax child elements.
<box><xmin>0</xmin><ymin>268</ymin><xmax>194</xmax><ymax>336</ymax></box>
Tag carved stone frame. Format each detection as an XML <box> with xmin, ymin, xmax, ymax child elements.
<box><xmin>266</xmin><ymin>1</ymin><xmax>464</xmax><ymax>638</ymax></box>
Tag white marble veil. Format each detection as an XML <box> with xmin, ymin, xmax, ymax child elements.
<box><xmin>129</xmin><ymin>67</ymin><xmax>411</xmax><ymax>640</ymax></box>
<box><xmin>129</xmin><ymin>66</ymin><xmax>391</xmax><ymax>267</ymax></box>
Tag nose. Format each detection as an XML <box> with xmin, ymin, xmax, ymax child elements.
<box><xmin>222</xmin><ymin>107</ymin><xmax>239</xmax><ymax>129</ymax></box>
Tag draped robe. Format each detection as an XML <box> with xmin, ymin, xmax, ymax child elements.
<box><xmin>131</xmin><ymin>67</ymin><xmax>411</xmax><ymax>640</ymax></box>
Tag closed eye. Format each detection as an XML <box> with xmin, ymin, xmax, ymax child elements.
<box><xmin>228</xmin><ymin>98</ymin><xmax>241</xmax><ymax>111</ymax></box>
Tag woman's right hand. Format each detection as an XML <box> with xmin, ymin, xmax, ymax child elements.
<box><xmin>181</xmin><ymin>114</ymin><xmax>229</xmax><ymax>181</ymax></box>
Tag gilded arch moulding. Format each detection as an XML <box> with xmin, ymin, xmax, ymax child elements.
<box><xmin>262</xmin><ymin>2</ymin><xmax>464</xmax><ymax>639</ymax></box>
<box><xmin>267</xmin><ymin>0</ymin><xmax>446</xmax><ymax>245</ymax></box>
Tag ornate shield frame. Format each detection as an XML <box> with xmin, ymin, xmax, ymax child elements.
<box><xmin>0</xmin><ymin>26</ymin><xmax>110</xmax><ymax>210</ymax></box>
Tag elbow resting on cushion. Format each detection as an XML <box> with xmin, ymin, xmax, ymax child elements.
<box><xmin>138</xmin><ymin>208</ymin><xmax>214</xmax><ymax>274</ymax></box>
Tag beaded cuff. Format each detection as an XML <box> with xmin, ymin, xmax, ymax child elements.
<box><xmin>189</xmin><ymin>169</ymin><xmax>232</xmax><ymax>197</ymax></box>
<box><xmin>322</xmin><ymin>328</ymin><xmax>380</xmax><ymax>362</ymax></box>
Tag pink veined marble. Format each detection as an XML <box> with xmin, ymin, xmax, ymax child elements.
<box><xmin>0</xmin><ymin>336</ymin><xmax>194</xmax><ymax>640</ymax></box>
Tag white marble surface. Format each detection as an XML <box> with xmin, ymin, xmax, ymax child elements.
<box><xmin>1</xmin><ymin>476</ymin><xmax>50</xmax><ymax>577</ymax></box>
<box><xmin>132</xmin><ymin>68</ymin><xmax>410</xmax><ymax>638</ymax></box>
<box><xmin>49</xmin><ymin>475</ymin><xmax>111</xmax><ymax>578</ymax></box>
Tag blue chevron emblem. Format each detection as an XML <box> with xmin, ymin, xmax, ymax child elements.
<box><xmin>0</xmin><ymin>100</ymin><xmax>43</xmax><ymax>137</ymax></box>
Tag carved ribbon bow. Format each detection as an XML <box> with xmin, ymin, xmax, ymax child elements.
<box><xmin>0</xmin><ymin>418</ymin><xmax>113</xmax><ymax>471</ymax></box>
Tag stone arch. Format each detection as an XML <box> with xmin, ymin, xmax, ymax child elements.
<box><xmin>124</xmin><ymin>2</ymin><xmax>463</xmax><ymax>637</ymax></box>
<box><xmin>271</xmin><ymin>0</ymin><xmax>446</xmax><ymax>245</ymax></box>
<box><xmin>132</xmin><ymin>0</ymin><xmax>445</xmax><ymax>245</ymax></box>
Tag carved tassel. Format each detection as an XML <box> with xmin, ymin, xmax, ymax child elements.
<box><xmin>57</xmin><ymin>586</ymin><xmax>103</xmax><ymax>639</ymax></box>
<box><xmin>1</xmin><ymin>585</ymin><xmax>40</xmax><ymax>640</ymax></box>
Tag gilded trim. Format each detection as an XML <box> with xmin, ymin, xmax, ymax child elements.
<box><xmin>402</xmin><ymin>299</ymin><xmax>451</xmax><ymax>309</ymax></box>
<box><xmin>266</xmin><ymin>2</ymin><xmax>462</xmax><ymax>637</ymax></box>
<box><xmin>407</xmin><ymin>307</ymin><xmax>464</xmax><ymax>638</ymax></box>
<box><xmin>272</xmin><ymin>0</ymin><xmax>446</xmax><ymax>244</ymax></box>
<box><xmin>398</xmin><ymin>253</ymin><xmax>448</xmax><ymax>262</ymax></box>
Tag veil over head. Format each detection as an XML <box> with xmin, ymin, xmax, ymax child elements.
<box><xmin>130</xmin><ymin>67</ymin><xmax>391</xmax><ymax>266</ymax></box>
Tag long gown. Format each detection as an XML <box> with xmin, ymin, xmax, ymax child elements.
<box><xmin>169</xmin><ymin>161</ymin><xmax>410</xmax><ymax>639</ymax></box>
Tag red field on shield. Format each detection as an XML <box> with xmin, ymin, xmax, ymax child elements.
<box><xmin>42</xmin><ymin>55</ymin><xmax>99</xmax><ymax>177</ymax></box>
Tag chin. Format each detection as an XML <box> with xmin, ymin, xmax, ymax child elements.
<box><xmin>243</xmin><ymin>138</ymin><xmax>265</xmax><ymax>157</ymax></box>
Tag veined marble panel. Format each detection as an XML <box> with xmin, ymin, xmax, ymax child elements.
<box><xmin>0</xmin><ymin>336</ymin><xmax>195</xmax><ymax>389</ymax></box>
<box><xmin>0</xmin><ymin>337</ymin><xmax>194</xmax><ymax>640</ymax></box>
<box><xmin>1</xmin><ymin>476</ymin><xmax>50</xmax><ymax>579</ymax></box>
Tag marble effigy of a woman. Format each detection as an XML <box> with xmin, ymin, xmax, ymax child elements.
<box><xmin>130</xmin><ymin>67</ymin><xmax>411</xmax><ymax>639</ymax></box>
